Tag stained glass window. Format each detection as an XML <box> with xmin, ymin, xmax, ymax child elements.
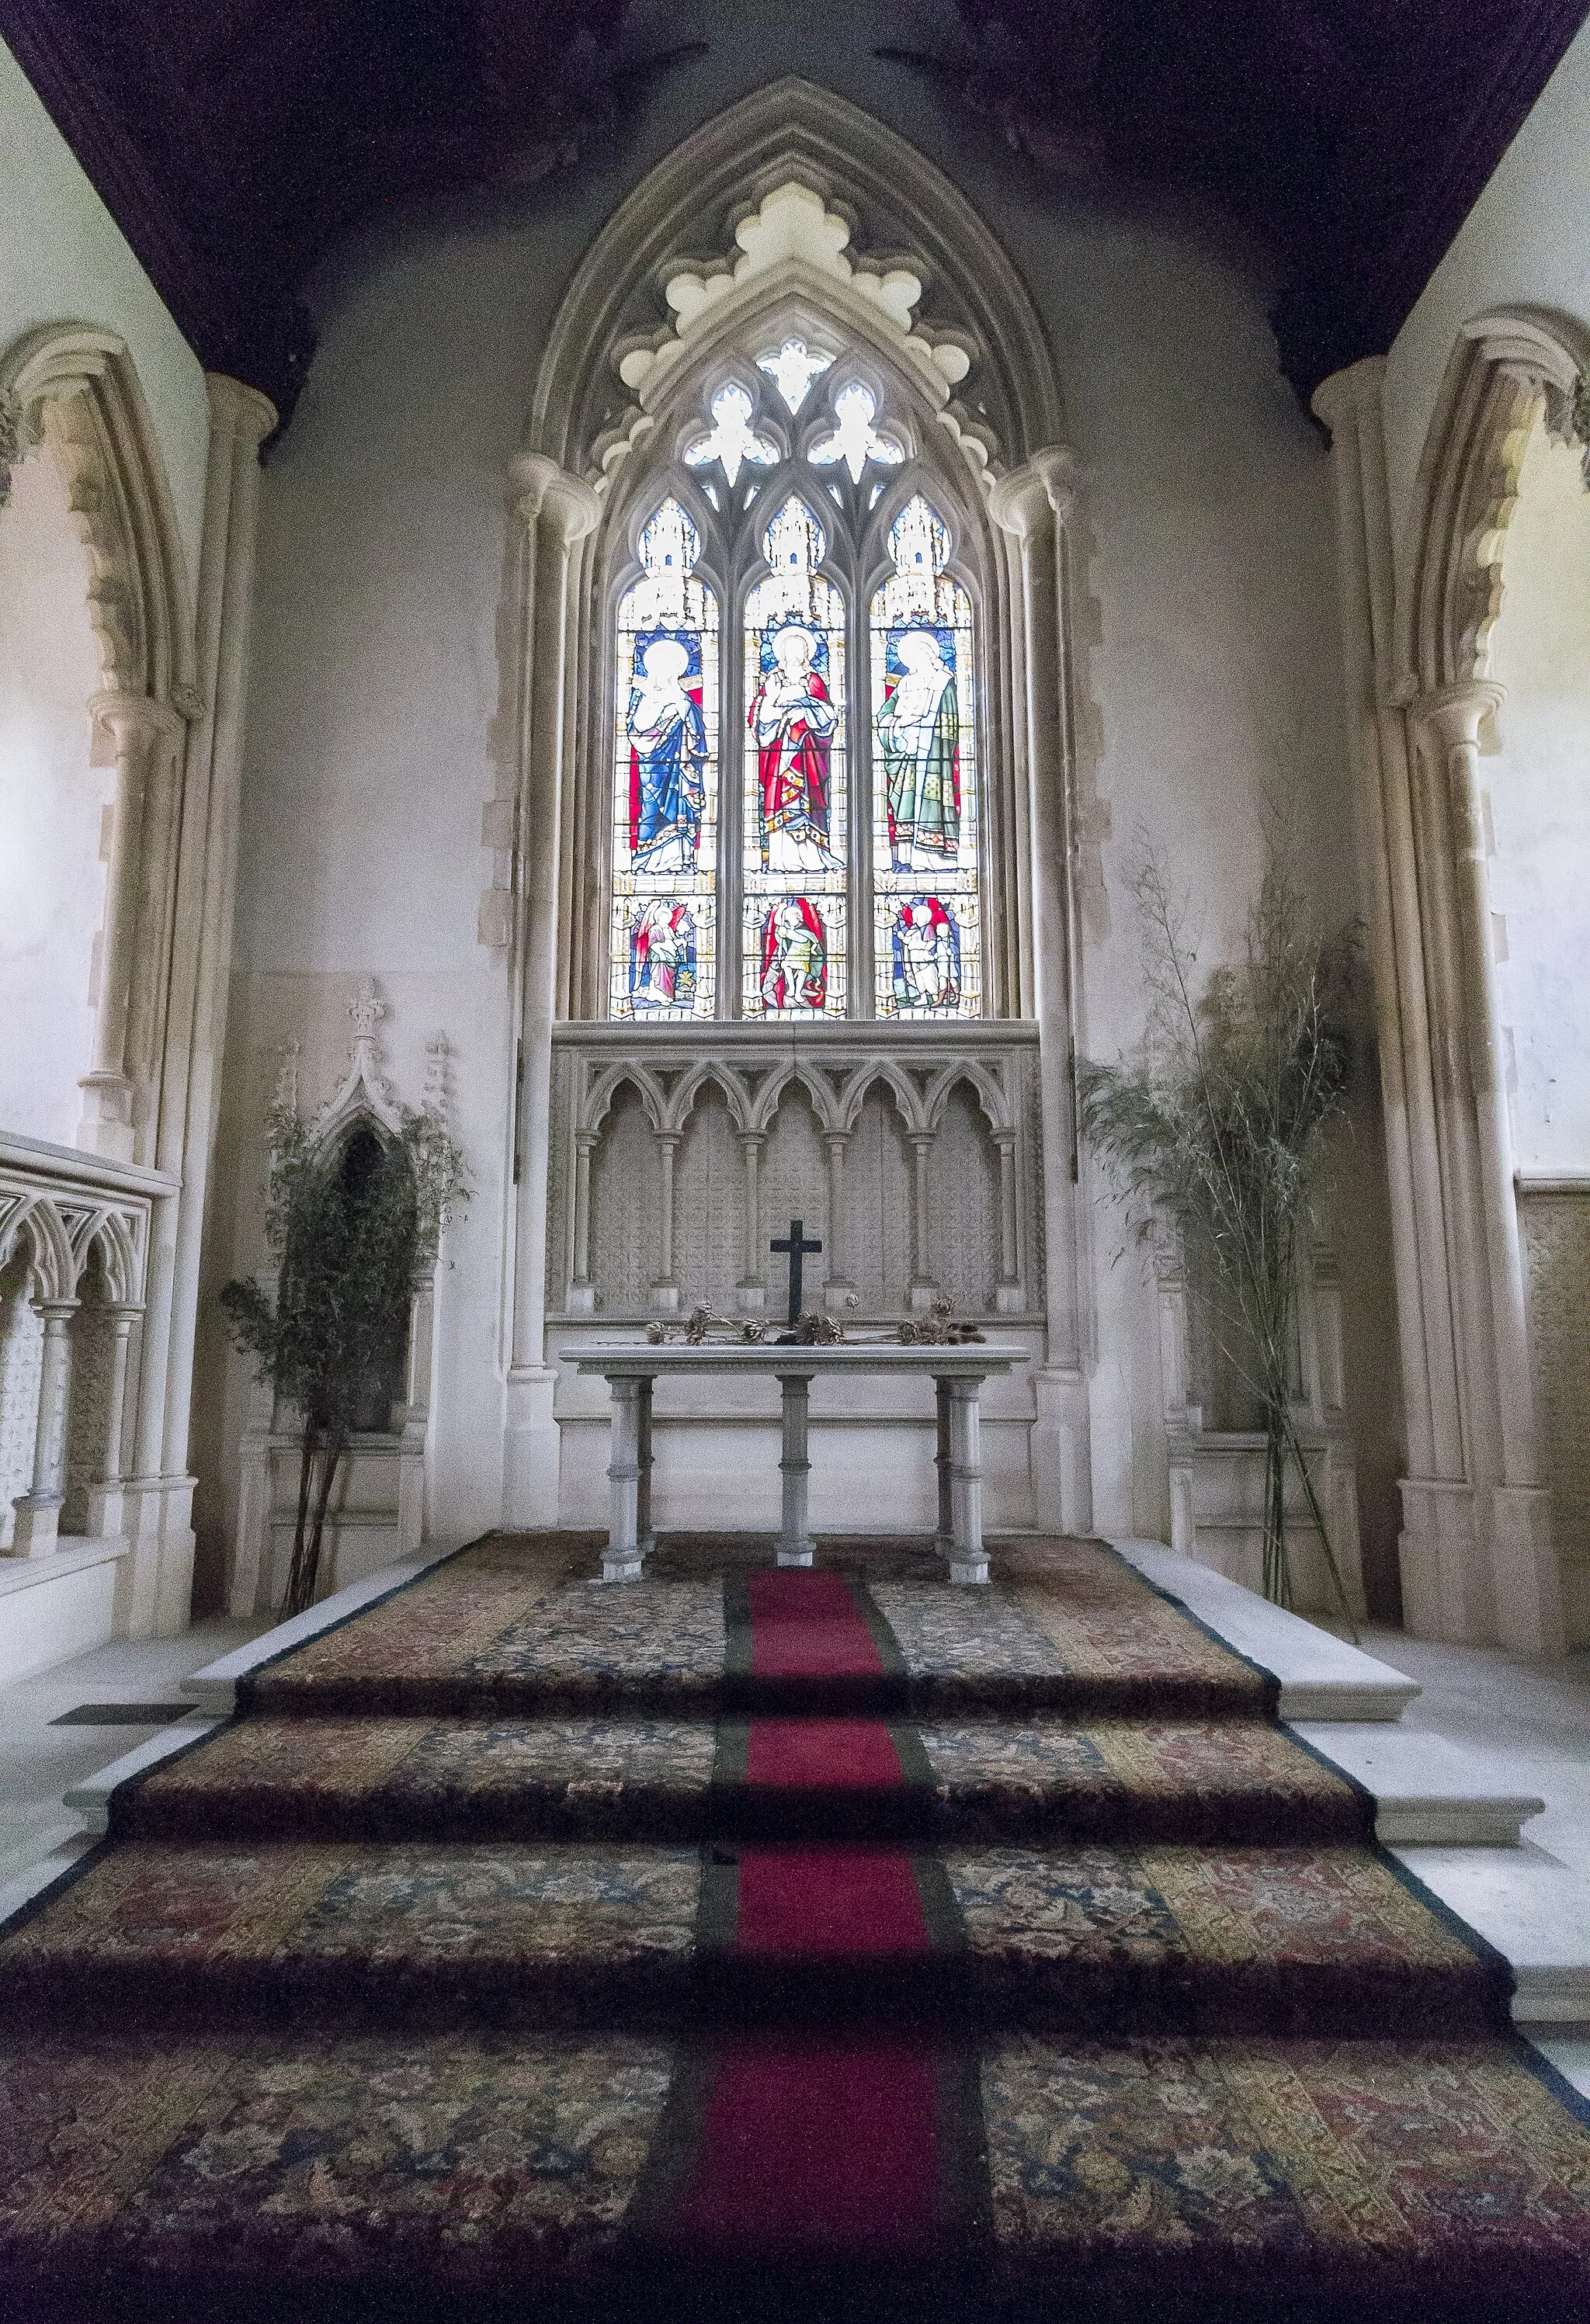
<box><xmin>742</xmin><ymin>497</ymin><xmax>847</xmax><ymax>1019</ymax></box>
<box><xmin>610</xmin><ymin>499</ymin><xmax>718</xmax><ymax>1018</ymax></box>
<box><xmin>744</xmin><ymin>893</ymin><xmax>846</xmax><ymax>1017</ymax></box>
<box><xmin>870</xmin><ymin>495</ymin><xmax>981</xmax><ymax>1016</ymax></box>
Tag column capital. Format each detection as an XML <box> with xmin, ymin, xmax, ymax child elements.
<box><xmin>989</xmin><ymin>445</ymin><xmax>1081</xmax><ymax>538</ymax></box>
<box><xmin>1404</xmin><ymin>681</ymin><xmax>1505</xmax><ymax>751</ymax></box>
<box><xmin>89</xmin><ymin>687</ymin><xmax>187</xmax><ymax>755</ymax></box>
<box><xmin>508</xmin><ymin>452</ymin><xmax>601</xmax><ymax>543</ymax></box>
<box><xmin>1309</xmin><ymin>357</ymin><xmax>1387</xmax><ymax>439</ymax></box>
<box><xmin>204</xmin><ymin>374</ymin><xmax>278</xmax><ymax>451</ymax></box>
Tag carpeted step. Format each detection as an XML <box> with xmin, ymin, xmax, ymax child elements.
<box><xmin>234</xmin><ymin>1537</ymin><xmax>1274</xmax><ymax>1723</ymax></box>
<box><xmin>113</xmin><ymin>1711</ymin><xmax>1370</xmax><ymax>1848</ymax></box>
<box><xmin>2</xmin><ymin>2019</ymin><xmax>1588</xmax><ymax>2324</ymax></box>
<box><xmin>0</xmin><ymin>1836</ymin><xmax>1510</xmax><ymax>2038</ymax></box>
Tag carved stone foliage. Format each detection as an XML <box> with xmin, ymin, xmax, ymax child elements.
<box><xmin>1521</xmin><ymin>1191</ymin><xmax>1590</xmax><ymax>1555</ymax></box>
<box><xmin>551</xmin><ymin>1025</ymin><xmax>1038</xmax><ymax>1323</ymax></box>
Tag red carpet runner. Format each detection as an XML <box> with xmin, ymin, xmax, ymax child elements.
<box><xmin>651</xmin><ymin>1569</ymin><xmax>974</xmax><ymax>2262</ymax></box>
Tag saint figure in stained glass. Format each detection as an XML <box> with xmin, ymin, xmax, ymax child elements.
<box><xmin>876</xmin><ymin>626</ymin><xmax>960</xmax><ymax>869</ymax></box>
<box><xmin>759</xmin><ymin>897</ymin><xmax>828</xmax><ymax>1011</ymax></box>
<box><xmin>750</xmin><ymin>623</ymin><xmax>838</xmax><ymax>872</ymax></box>
<box><xmin>627</xmin><ymin>633</ymin><xmax>706</xmax><ymax>873</ymax></box>
<box><xmin>629</xmin><ymin>898</ymin><xmax>697</xmax><ymax>1011</ymax></box>
<box><xmin>891</xmin><ymin>897</ymin><xmax>960</xmax><ymax>1012</ymax></box>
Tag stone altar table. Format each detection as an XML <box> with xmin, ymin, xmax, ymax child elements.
<box><xmin>563</xmin><ymin>1344</ymin><xmax>1030</xmax><ymax>1587</ymax></box>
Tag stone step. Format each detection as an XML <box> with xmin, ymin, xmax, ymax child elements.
<box><xmin>87</xmin><ymin>1711</ymin><xmax>1370</xmax><ymax>1850</ymax></box>
<box><xmin>0</xmin><ymin>1836</ymin><xmax>1509</xmax><ymax>2040</ymax></box>
<box><xmin>1394</xmin><ymin>1847</ymin><xmax>1590</xmax><ymax>2024</ymax></box>
<box><xmin>1291</xmin><ymin>1723</ymin><xmax>1547</xmax><ymax>1847</ymax></box>
<box><xmin>2</xmin><ymin>2017</ymin><xmax>1586</xmax><ymax>2324</ymax></box>
<box><xmin>1108</xmin><ymin>1538</ymin><xmax>1422</xmax><ymax>1719</ymax></box>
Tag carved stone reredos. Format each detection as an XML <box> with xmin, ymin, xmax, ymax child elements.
<box><xmin>527</xmin><ymin>78</ymin><xmax>1062</xmax><ymax>501</ymax></box>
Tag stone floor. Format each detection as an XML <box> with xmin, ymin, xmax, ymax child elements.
<box><xmin>0</xmin><ymin>1614</ymin><xmax>269</xmax><ymax>1890</ymax></box>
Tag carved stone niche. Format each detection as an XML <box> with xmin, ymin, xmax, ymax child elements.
<box><xmin>548</xmin><ymin>1023</ymin><xmax>1042</xmax><ymax>1328</ymax></box>
<box><xmin>231</xmin><ymin>983</ymin><xmax>456</xmax><ymax>1614</ymax></box>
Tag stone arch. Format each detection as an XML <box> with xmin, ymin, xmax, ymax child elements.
<box><xmin>0</xmin><ymin>323</ymin><xmax>198</xmax><ymax>1160</ymax></box>
<box><xmin>923</xmin><ymin>1060</ymin><xmax>1012</xmax><ymax>1137</ymax></box>
<box><xmin>0</xmin><ymin>323</ymin><xmax>193</xmax><ymax>706</ymax></box>
<box><xmin>1399</xmin><ymin>306</ymin><xmax>1590</xmax><ymax>693</ymax></box>
<box><xmin>527</xmin><ymin>78</ymin><xmax>1063</xmax><ymax>496</ymax></box>
<box><xmin>664</xmin><ymin>1063</ymin><xmax>754</xmax><ymax>1137</ymax></box>
<box><xmin>748</xmin><ymin>1062</ymin><xmax>846</xmax><ymax>1138</ymax></box>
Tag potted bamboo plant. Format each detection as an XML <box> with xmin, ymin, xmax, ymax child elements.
<box><xmin>1080</xmin><ymin>848</ymin><xmax>1360</xmax><ymax>1623</ymax></box>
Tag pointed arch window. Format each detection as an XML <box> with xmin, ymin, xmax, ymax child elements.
<box><xmin>870</xmin><ymin>495</ymin><xmax>981</xmax><ymax>1016</ymax></box>
<box><xmin>603</xmin><ymin>373</ymin><xmax>984</xmax><ymax>1021</ymax></box>
<box><xmin>743</xmin><ymin>497</ymin><xmax>847</xmax><ymax>1017</ymax></box>
<box><xmin>609</xmin><ymin>499</ymin><xmax>719</xmax><ymax>1019</ymax></box>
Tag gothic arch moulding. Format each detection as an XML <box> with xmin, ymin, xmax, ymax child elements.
<box><xmin>1399</xmin><ymin>305</ymin><xmax>1590</xmax><ymax>693</ymax></box>
<box><xmin>490</xmin><ymin>77</ymin><xmax>1073</xmax><ymax>1029</ymax></box>
<box><xmin>525</xmin><ymin>78</ymin><xmax>1064</xmax><ymax>498</ymax></box>
<box><xmin>0</xmin><ymin>322</ymin><xmax>200</xmax><ymax>1160</ymax></box>
<box><xmin>0</xmin><ymin>322</ymin><xmax>193</xmax><ymax>707</ymax></box>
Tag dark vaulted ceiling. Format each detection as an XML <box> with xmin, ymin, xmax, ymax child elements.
<box><xmin>2</xmin><ymin>0</ymin><xmax>1586</xmax><ymax>425</ymax></box>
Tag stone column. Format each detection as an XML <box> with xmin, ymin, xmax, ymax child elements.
<box><xmin>945</xmin><ymin>1376</ymin><xmax>989</xmax><ymax>1587</ymax></box>
<box><xmin>907</xmin><ymin>1131</ymin><xmax>938</xmax><ymax>1311</ymax></box>
<box><xmin>993</xmin><ymin>1129</ymin><xmax>1022</xmax><ymax>1311</ymax></box>
<box><xmin>738</xmin><ymin>1132</ymin><xmax>766</xmax><ymax>1314</ymax></box>
<box><xmin>651</xmin><ymin>1133</ymin><xmax>681</xmax><ymax>1312</ymax></box>
<box><xmin>78</xmin><ymin>693</ymin><xmax>185</xmax><ymax>1162</ymax></box>
<box><xmin>1413</xmin><ymin>684</ymin><xmax>1558</xmax><ymax>1648</ymax></box>
<box><xmin>1312</xmin><ymin>361</ymin><xmax>1562</xmax><ymax>1653</ymax></box>
<box><xmin>822</xmin><ymin>1132</ymin><xmax>854</xmax><ymax>1308</ymax></box>
<box><xmin>569</xmin><ymin>1129</ymin><xmax>598</xmax><ymax>1313</ymax></box>
<box><xmin>11</xmin><ymin>1299</ymin><xmax>78</xmax><ymax>1552</ymax></box>
<box><xmin>504</xmin><ymin>457</ymin><xmax>601</xmax><ymax>1525</ymax></box>
<box><xmin>85</xmin><ymin>1303</ymin><xmax>140</xmax><ymax>1540</ymax></box>
<box><xmin>157</xmin><ymin>374</ymin><xmax>276</xmax><ymax>1629</ymax></box>
<box><xmin>991</xmin><ymin>449</ymin><xmax>1092</xmax><ymax>1537</ymax></box>
<box><xmin>603</xmin><ymin>1377</ymin><xmax>647</xmax><ymax>1583</ymax></box>
<box><xmin>776</xmin><ymin>1371</ymin><xmax>816</xmax><ymax>1566</ymax></box>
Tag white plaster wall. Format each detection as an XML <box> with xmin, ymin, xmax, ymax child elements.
<box><xmin>0</xmin><ymin>446</ymin><xmax>113</xmax><ymax>1144</ymax></box>
<box><xmin>1383</xmin><ymin>16</ymin><xmax>1590</xmax><ymax>567</ymax></box>
<box><xmin>217</xmin><ymin>0</ymin><xmax>1397</xmax><ymax>1588</ymax></box>
<box><xmin>0</xmin><ymin>36</ymin><xmax>208</xmax><ymax>590</ymax></box>
<box><xmin>1488</xmin><ymin>416</ymin><xmax>1590</xmax><ymax>1171</ymax></box>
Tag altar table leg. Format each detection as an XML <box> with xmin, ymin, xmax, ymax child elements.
<box><xmin>636</xmin><ymin>1375</ymin><xmax>655</xmax><ymax>1560</ymax></box>
<box><xmin>946</xmin><ymin>1375</ymin><xmax>989</xmax><ymax>1586</ymax></box>
<box><xmin>934</xmin><ymin>1376</ymin><xmax>954</xmax><ymax>1563</ymax></box>
<box><xmin>603</xmin><ymin>1375</ymin><xmax>650</xmax><ymax>1583</ymax></box>
<box><xmin>776</xmin><ymin>1370</ymin><xmax>816</xmax><ymax>1566</ymax></box>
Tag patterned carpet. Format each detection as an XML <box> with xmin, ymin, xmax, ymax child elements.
<box><xmin>2</xmin><ymin>1531</ymin><xmax>1588</xmax><ymax>2324</ymax></box>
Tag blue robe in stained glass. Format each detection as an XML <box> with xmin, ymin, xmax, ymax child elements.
<box><xmin>627</xmin><ymin>633</ymin><xmax>707</xmax><ymax>875</ymax></box>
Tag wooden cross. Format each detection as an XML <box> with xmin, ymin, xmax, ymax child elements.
<box><xmin>770</xmin><ymin>1217</ymin><xmax>823</xmax><ymax>1325</ymax></box>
